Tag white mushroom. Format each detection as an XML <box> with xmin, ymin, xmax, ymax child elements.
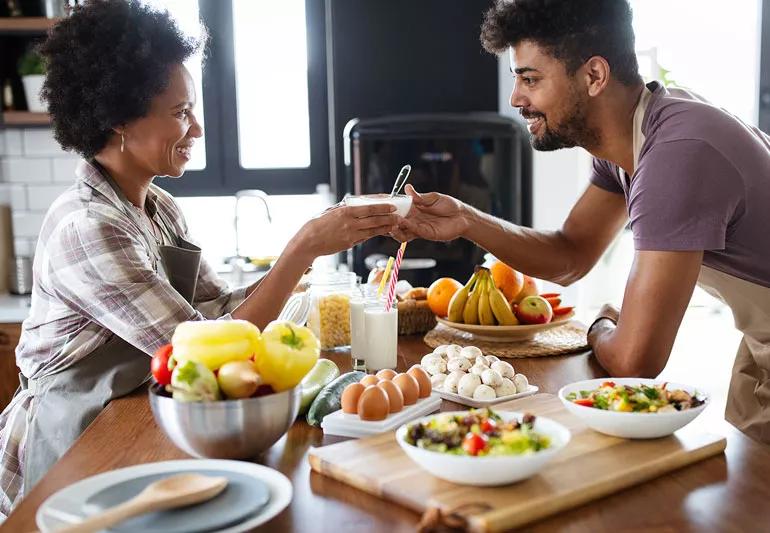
<box><xmin>446</xmin><ymin>345</ymin><xmax>463</xmax><ymax>360</ymax></box>
<box><xmin>447</xmin><ymin>357</ymin><xmax>471</xmax><ymax>373</ymax></box>
<box><xmin>473</xmin><ymin>384</ymin><xmax>497</xmax><ymax>401</ymax></box>
<box><xmin>491</xmin><ymin>360</ymin><xmax>515</xmax><ymax>379</ymax></box>
<box><xmin>432</xmin><ymin>345</ymin><xmax>450</xmax><ymax>358</ymax></box>
<box><xmin>430</xmin><ymin>373</ymin><xmax>447</xmax><ymax>390</ymax></box>
<box><xmin>420</xmin><ymin>354</ymin><xmax>447</xmax><ymax>376</ymax></box>
<box><xmin>485</xmin><ymin>355</ymin><xmax>500</xmax><ymax>364</ymax></box>
<box><xmin>460</xmin><ymin>346</ymin><xmax>483</xmax><ymax>361</ymax></box>
<box><xmin>494</xmin><ymin>378</ymin><xmax>517</xmax><ymax>398</ymax></box>
<box><xmin>457</xmin><ymin>373</ymin><xmax>481</xmax><ymax>398</ymax></box>
<box><xmin>512</xmin><ymin>373</ymin><xmax>530</xmax><ymax>393</ymax></box>
<box><xmin>481</xmin><ymin>368</ymin><xmax>503</xmax><ymax>387</ymax></box>
<box><xmin>421</xmin><ymin>352</ymin><xmax>441</xmax><ymax>366</ymax></box>
<box><xmin>474</xmin><ymin>355</ymin><xmax>490</xmax><ymax>368</ymax></box>
<box><xmin>443</xmin><ymin>370</ymin><xmax>465</xmax><ymax>393</ymax></box>
<box><xmin>470</xmin><ymin>363</ymin><xmax>487</xmax><ymax>377</ymax></box>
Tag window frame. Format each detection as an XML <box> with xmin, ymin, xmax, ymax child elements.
<box><xmin>760</xmin><ymin>0</ymin><xmax>770</xmax><ymax>133</ymax></box>
<box><xmin>160</xmin><ymin>0</ymin><xmax>329</xmax><ymax>197</ymax></box>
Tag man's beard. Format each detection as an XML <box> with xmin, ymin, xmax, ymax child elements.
<box><xmin>524</xmin><ymin>96</ymin><xmax>600</xmax><ymax>152</ymax></box>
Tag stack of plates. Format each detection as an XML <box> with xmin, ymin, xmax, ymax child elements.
<box><xmin>36</xmin><ymin>460</ymin><xmax>292</xmax><ymax>533</ymax></box>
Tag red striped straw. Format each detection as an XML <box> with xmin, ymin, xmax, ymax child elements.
<box><xmin>385</xmin><ymin>242</ymin><xmax>407</xmax><ymax>312</ymax></box>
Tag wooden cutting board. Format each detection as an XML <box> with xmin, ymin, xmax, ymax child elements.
<box><xmin>308</xmin><ymin>393</ymin><xmax>726</xmax><ymax>532</ymax></box>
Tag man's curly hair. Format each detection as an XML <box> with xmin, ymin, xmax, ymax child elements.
<box><xmin>481</xmin><ymin>0</ymin><xmax>642</xmax><ymax>86</ymax></box>
<box><xmin>39</xmin><ymin>0</ymin><xmax>206</xmax><ymax>158</ymax></box>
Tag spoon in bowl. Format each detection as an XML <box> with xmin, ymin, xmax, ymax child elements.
<box><xmin>389</xmin><ymin>164</ymin><xmax>412</xmax><ymax>198</ymax></box>
<box><xmin>56</xmin><ymin>473</ymin><xmax>228</xmax><ymax>533</ymax></box>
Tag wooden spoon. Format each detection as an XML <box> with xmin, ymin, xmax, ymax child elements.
<box><xmin>56</xmin><ymin>473</ymin><xmax>228</xmax><ymax>533</ymax></box>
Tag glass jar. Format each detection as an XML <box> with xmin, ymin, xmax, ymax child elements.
<box><xmin>306</xmin><ymin>271</ymin><xmax>357</xmax><ymax>350</ymax></box>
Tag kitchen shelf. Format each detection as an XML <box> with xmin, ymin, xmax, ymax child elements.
<box><xmin>1</xmin><ymin>111</ymin><xmax>52</xmax><ymax>127</ymax></box>
<box><xmin>0</xmin><ymin>17</ymin><xmax>60</xmax><ymax>34</ymax></box>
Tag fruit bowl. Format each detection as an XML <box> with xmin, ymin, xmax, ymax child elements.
<box><xmin>436</xmin><ymin>310</ymin><xmax>575</xmax><ymax>342</ymax></box>
<box><xmin>149</xmin><ymin>384</ymin><xmax>300</xmax><ymax>459</ymax></box>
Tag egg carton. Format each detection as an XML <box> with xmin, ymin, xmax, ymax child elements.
<box><xmin>321</xmin><ymin>394</ymin><xmax>442</xmax><ymax>439</ymax></box>
<box><xmin>434</xmin><ymin>384</ymin><xmax>539</xmax><ymax>408</ymax></box>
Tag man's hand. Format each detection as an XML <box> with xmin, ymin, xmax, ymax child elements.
<box><xmin>391</xmin><ymin>184</ymin><xmax>470</xmax><ymax>242</ymax></box>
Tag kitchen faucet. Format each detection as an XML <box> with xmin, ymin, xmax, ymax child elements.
<box><xmin>226</xmin><ymin>190</ymin><xmax>272</xmax><ymax>284</ymax></box>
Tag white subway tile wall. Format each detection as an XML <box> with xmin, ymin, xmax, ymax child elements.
<box><xmin>0</xmin><ymin>128</ymin><xmax>79</xmax><ymax>256</ymax></box>
<box><xmin>0</xmin><ymin>129</ymin><xmax>336</xmax><ymax>271</ymax></box>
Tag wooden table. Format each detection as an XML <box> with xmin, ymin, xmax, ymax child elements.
<box><xmin>5</xmin><ymin>335</ymin><xmax>770</xmax><ymax>532</ymax></box>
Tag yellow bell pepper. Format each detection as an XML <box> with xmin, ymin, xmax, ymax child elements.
<box><xmin>171</xmin><ymin>320</ymin><xmax>264</xmax><ymax>371</ymax></box>
<box><xmin>257</xmin><ymin>321</ymin><xmax>320</xmax><ymax>391</ymax></box>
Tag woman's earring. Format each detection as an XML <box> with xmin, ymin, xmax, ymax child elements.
<box><xmin>120</xmin><ymin>133</ymin><xmax>125</xmax><ymax>153</ymax></box>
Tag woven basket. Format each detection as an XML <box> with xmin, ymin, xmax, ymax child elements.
<box><xmin>397</xmin><ymin>299</ymin><xmax>436</xmax><ymax>335</ymax></box>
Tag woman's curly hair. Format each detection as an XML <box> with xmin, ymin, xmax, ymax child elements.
<box><xmin>39</xmin><ymin>0</ymin><xmax>206</xmax><ymax>158</ymax></box>
<box><xmin>481</xmin><ymin>0</ymin><xmax>642</xmax><ymax>86</ymax></box>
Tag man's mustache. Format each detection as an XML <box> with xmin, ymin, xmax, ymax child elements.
<box><xmin>520</xmin><ymin>109</ymin><xmax>544</xmax><ymax>120</ymax></box>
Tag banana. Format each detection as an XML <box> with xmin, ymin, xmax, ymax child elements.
<box><xmin>489</xmin><ymin>277</ymin><xmax>520</xmax><ymax>325</ymax></box>
<box><xmin>462</xmin><ymin>273</ymin><xmax>484</xmax><ymax>325</ymax></box>
<box><xmin>447</xmin><ymin>272</ymin><xmax>477</xmax><ymax>323</ymax></box>
<box><xmin>478</xmin><ymin>272</ymin><xmax>496</xmax><ymax>326</ymax></box>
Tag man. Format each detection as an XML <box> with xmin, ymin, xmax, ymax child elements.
<box><xmin>394</xmin><ymin>0</ymin><xmax>770</xmax><ymax>443</ymax></box>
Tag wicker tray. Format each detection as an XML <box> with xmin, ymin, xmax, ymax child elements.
<box><xmin>423</xmin><ymin>321</ymin><xmax>589</xmax><ymax>358</ymax></box>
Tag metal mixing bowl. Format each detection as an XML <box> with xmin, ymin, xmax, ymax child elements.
<box><xmin>149</xmin><ymin>384</ymin><xmax>300</xmax><ymax>459</ymax></box>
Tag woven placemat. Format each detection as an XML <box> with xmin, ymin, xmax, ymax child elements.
<box><xmin>423</xmin><ymin>321</ymin><xmax>589</xmax><ymax>359</ymax></box>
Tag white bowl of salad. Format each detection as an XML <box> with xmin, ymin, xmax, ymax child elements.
<box><xmin>396</xmin><ymin>408</ymin><xmax>570</xmax><ymax>486</ymax></box>
<box><xmin>558</xmin><ymin>378</ymin><xmax>709</xmax><ymax>439</ymax></box>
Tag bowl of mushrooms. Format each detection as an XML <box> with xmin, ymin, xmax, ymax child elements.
<box><xmin>418</xmin><ymin>344</ymin><xmax>538</xmax><ymax>408</ymax></box>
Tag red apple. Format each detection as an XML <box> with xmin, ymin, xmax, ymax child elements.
<box><xmin>512</xmin><ymin>275</ymin><xmax>539</xmax><ymax>303</ymax></box>
<box><xmin>515</xmin><ymin>295</ymin><xmax>553</xmax><ymax>324</ymax></box>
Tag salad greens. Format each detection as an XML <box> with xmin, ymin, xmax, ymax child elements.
<box><xmin>404</xmin><ymin>408</ymin><xmax>550</xmax><ymax>457</ymax></box>
<box><xmin>567</xmin><ymin>382</ymin><xmax>705</xmax><ymax>413</ymax></box>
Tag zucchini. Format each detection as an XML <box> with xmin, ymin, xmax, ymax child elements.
<box><xmin>298</xmin><ymin>359</ymin><xmax>340</xmax><ymax>415</ymax></box>
<box><xmin>306</xmin><ymin>371</ymin><xmax>365</xmax><ymax>427</ymax></box>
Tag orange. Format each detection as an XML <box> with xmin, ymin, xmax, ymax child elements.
<box><xmin>490</xmin><ymin>261</ymin><xmax>524</xmax><ymax>303</ymax></box>
<box><xmin>427</xmin><ymin>277</ymin><xmax>462</xmax><ymax>318</ymax></box>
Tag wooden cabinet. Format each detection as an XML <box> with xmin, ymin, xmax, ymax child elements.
<box><xmin>0</xmin><ymin>323</ymin><xmax>21</xmax><ymax>410</ymax></box>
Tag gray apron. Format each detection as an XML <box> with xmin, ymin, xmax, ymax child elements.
<box><xmin>698</xmin><ymin>266</ymin><xmax>770</xmax><ymax>443</ymax></box>
<box><xmin>20</xmin><ymin>172</ymin><xmax>202</xmax><ymax>493</ymax></box>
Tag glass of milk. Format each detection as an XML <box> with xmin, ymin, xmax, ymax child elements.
<box><xmin>343</xmin><ymin>194</ymin><xmax>413</xmax><ymax>217</ymax></box>
<box><xmin>349</xmin><ymin>294</ymin><xmax>381</xmax><ymax>372</ymax></box>
<box><xmin>363</xmin><ymin>303</ymin><xmax>398</xmax><ymax>371</ymax></box>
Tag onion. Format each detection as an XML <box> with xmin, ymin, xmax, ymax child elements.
<box><xmin>217</xmin><ymin>361</ymin><xmax>262</xmax><ymax>399</ymax></box>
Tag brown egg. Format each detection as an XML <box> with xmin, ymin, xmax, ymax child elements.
<box><xmin>392</xmin><ymin>373</ymin><xmax>419</xmax><ymax>405</ymax></box>
<box><xmin>360</xmin><ymin>375</ymin><xmax>380</xmax><ymax>387</ymax></box>
<box><xmin>357</xmin><ymin>385</ymin><xmax>390</xmax><ymax>421</ymax></box>
<box><xmin>376</xmin><ymin>380</ymin><xmax>404</xmax><ymax>413</ymax></box>
<box><xmin>375</xmin><ymin>368</ymin><xmax>397</xmax><ymax>381</ymax></box>
<box><xmin>341</xmin><ymin>383</ymin><xmax>365</xmax><ymax>414</ymax></box>
<box><xmin>407</xmin><ymin>365</ymin><xmax>432</xmax><ymax>399</ymax></box>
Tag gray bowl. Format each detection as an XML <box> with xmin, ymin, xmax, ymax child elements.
<box><xmin>149</xmin><ymin>385</ymin><xmax>300</xmax><ymax>459</ymax></box>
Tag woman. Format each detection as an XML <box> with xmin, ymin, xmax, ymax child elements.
<box><xmin>0</xmin><ymin>0</ymin><xmax>398</xmax><ymax>516</ymax></box>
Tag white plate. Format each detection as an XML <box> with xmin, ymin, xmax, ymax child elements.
<box><xmin>435</xmin><ymin>384</ymin><xmax>539</xmax><ymax>407</ymax></box>
<box><xmin>36</xmin><ymin>459</ymin><xmax>292</xmax><ymax>533</ymax></box>
<box><xmin>436</xmin><ymin>312</ymin><xmax>575</xmax><ymax>342</ymax></box>
<box><xmin>321</xmin><ymin>394</ymin><xmax>441</xmax><ymax>438</ymax></box>
<box><xmin>558</xmin><ymin>378</ymin><xmax>710</xmax><ymax>439</ymax></box>
<box><xmin>396</xmin><ymin>410</ymin><xmax>570</xmax><ymax>486</ymax></box>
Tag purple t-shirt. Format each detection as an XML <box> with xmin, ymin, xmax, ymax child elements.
<box><xmin>591</xmin><ymin>82</ymin><xmax>770</xmax><ymax>289</ymax></box>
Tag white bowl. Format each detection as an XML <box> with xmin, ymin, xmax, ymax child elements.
<box><xmin>558</xmin><ymin>378</ymin><xmax>709</xmax><ymax>439</ymax></box>
<box><xmin>344</xmin><ymin>194</ymin><xmax>413</xmax><ymax>217</ymax></box>
<box><xmin>395</xmin><ymin>411</ymin><xmax>570</xmax><ymax>486</ymax></box>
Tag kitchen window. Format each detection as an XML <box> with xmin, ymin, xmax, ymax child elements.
<box><xmin>153</xmin><ymin>0</ymin><xmax>328</xmax><ymax>196</ymax></box>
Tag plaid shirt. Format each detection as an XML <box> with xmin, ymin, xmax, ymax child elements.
<box><xmin>0</xmin><ymin>159</ymin><xmax>246</xmax><ymax>517</ymax></box>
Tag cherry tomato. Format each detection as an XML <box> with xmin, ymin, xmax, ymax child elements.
<box><xmin>573</xmin><ymin>398</ymin><xmax>594</xmax><ymax>407</ymax></box>
<box><xmin>601</xmin><ymin>381</ymin><xmax>616</xmax><ymax>388</ymax></box>
<box><xmin>480</xmin><ymin>418</ymin><xmax>497</xmax><ymax>434</ymax></box>
<box><xmin>151</xmin><ymin>344</ymin><xmax>174</xmax><ymax>386</ymax></box>
<box><xmin>462</xmin><ymin>432</ymin><xmax>488</xmax><ymax>456</ymax></box>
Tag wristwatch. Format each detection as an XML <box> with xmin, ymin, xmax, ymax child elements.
<box><xmin>587</xmin><ymin>315</ymin><xmax>617</xmax><ymax>338</ymax></box>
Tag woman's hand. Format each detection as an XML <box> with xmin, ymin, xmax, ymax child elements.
<box><xmin>391</xmin><ymin>184</ymin><xmax>470</xmax><ymax>242</ymax></box>
<box><xmin>296</xmin><ymin>202</ymin><xmax>400</xmax><ymax>259</ymax></box>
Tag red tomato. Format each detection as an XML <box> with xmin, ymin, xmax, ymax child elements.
<box><xmin>573</xmin><ymin>398</ymin><xmax>594</xmax><ymax>407</ymax></box>
<box><xmin>151</xmin><ymin>344</ymin><xmax>174</xmax><ymax>386</ymax></box>
<box><xmin>601</xmin><ymin>381</ymin><xmax>616</xmax><ymax>388</ymax></box>
<box><xmin>462</xmin><ymin>432</ymin><xmax>488</xmax><ymax>456</ymax></box>
<box><xmin>480</xmin><ymin>418</ymin><xmax>497</xmax><ymax>434</ymax></box>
